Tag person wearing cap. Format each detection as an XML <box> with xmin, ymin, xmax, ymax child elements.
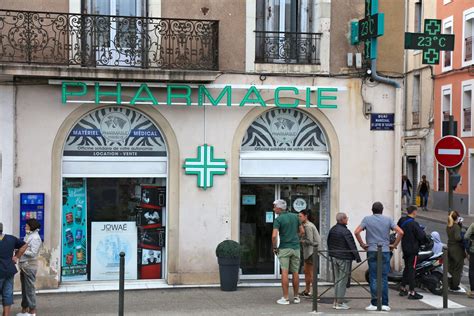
<box><xmin>17</xmin><ymin>219</ymin><xmax>42</xmax><ymax>316</ymax></box>
<box><xmin>397</xmin><ymin>205</ymin><xmax>427</xmax><ymax>300</ymax></box>
<box><xmin>354</xmin><ymin>202</ymin><xmax>404</xmax><ymax>312</ymax></box>
<box><xmin>0</xmin><ymin>222</ymin><xmax>28</xmax><ymax>316</ymax></box>
<box><xmin>272</xmin><ymin>199</ymin><xmax>304</xmax><ymax>305</ymax></box>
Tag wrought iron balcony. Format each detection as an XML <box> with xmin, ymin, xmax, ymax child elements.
<box><xmin>255</xmin><ymin>31</ymin><xmax>321</xmax><ymax>64</ymax></box>
<box><xmin>0</xmin><ymin>9</ymin><xmax>219</xmax><ymax>70</ymax></box>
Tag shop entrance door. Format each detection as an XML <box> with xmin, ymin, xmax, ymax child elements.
<box><xmin>240</xmin><ymin>183</ymin><xmax>321</xmax><ymax>279</ymax></box>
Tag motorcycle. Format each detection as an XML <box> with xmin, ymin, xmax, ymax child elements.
<box><xmin>365</xmin><ymin>237</ymin><xmax>444</xmax><ymax>295</ymax></box>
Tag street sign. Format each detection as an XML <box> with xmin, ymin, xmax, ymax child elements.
<box><xmin>405</xmin><ymin>19</ymin><xmax>455</xmax><ymax>64</ymax></box>
<box><xmin>434</xmin><ymin>136</ymin><xmax>466</xmax><ymax>168</ymax></box>
<box><xmin>370</xmin><ymin>113</ymin><xmax>394</xmax><ymax>131</ymax></box>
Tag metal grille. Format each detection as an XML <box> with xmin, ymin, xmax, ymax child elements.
<box><xmin>255</xmin><ymin>31</ymin><xmax>321</xmax><ymax>64</ymax></box>
<box><xmin>0</xmin><ymin>9</ymin><xmax>219</xmax><ymax>70</ymax></box>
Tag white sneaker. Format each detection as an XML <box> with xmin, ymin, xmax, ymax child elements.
<box><xmin>382</xmin><ymin>305</ymin><xmax>391</xmax><ymax>311</ymax></box>
<box><xmin>335</xmin><ymin>303</ymin><xmax>350</xmax><ymax>310</ymax></box>
<box><xmin>365</xmin><ymin>304</ymin><xmax>377</xmax><ymax>311</ymax></box>
<box><xmin>16</xmin><ymin>313</ymin><xmax>30</xmax><ymax>316</ymax></box>
<box><xmin>450</xmin><ymin>287</ymin><xmax>467</xmax><ymax>294</ymax></box>
<box><xmin>293</xmin><ymin>296</ymin><xmax>300</xmax><ymax>304</ymax></box>
<box><xmin>277</xmin><ymin>297</ymin><xmax>290</xmax><ymax>305</ymax></box>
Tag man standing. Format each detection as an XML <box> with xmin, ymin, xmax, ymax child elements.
<box><xmin>417</xmin><ymin>175</ymin><xmax>430</xmax><ymax>211</ymax></box>
<box><xmin>272</xmin><ymin>200</ymin><xmax>304</xmax><ymax>305</ymax></box>
<box><xmin>401</xmin><ymin>175</ymin><xmax>412</xmax><ymax>208</ymax></box>
<box><xmin>298</xmin><ymin>210</ymin><xmax>321</xmax><ymax>299</ymax></box>
<box><xmin>354</xmin><ymin>202</ymin><xmax>404</xmax><ymax>312</ymax></box>
<box><xmin>464</xmin><ymin>221</ymin><xmax>474</xmax><ymax>298</ymax></box>
<box><xmin>397</xmin><ymin>205</ymin><xmax>427</xmax><ymax>299</ymax></box>
<box><xmin>0</xmin><ymin>222</ymin><xmax>28</xmax><ymax>316</ymax></box>
<box><xmin>327</xmin><ymin>213</ymin><xmax>361</xmax><ymax>310</ymax></box>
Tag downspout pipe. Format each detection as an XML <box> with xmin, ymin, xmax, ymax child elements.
<box><xmin>370</xmin><ymin>58</ymin><xmax>403</xmax><ymax>272</ymax></box>
<box><xmin>370</xmin><ymin>59</ymin><xmax>400</xmax><ymax>88</ymax></box>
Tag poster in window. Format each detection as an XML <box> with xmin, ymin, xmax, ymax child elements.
<box><xmin>61</xmin><ymin>178</ymin><xmax>88</xmax><ymax>281</ymax></box>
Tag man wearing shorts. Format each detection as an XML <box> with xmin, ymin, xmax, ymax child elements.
<box><xmin>272</xmin><ymin>200</ymin><xmax>304</xmax><ymax>305</ymax></box>
<box><xmin>0</xmin><ymin>222</ymin><xmax>27</xmax><ymax>316</ymax></box>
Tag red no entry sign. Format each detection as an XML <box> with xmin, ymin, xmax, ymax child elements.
<box><xmin>435</xmin><ymin>135</ymin><xmax>466</xmax><ymax>168</ymax></box>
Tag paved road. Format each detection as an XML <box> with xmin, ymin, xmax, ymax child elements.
<box><xmin>416</xmin><ymin>216</ymin><xmax>470</xmax><ymax>287</ymax></box>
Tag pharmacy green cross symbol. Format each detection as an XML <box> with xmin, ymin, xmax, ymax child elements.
<box><xmin>183</xmin><ymin>144</ymin><xmax>227</xmax><ymax>190</ymax></box>
<box><xmin>405</xmin><ymin>19</ymin><xmax>455</xmax><ymax>64</ymax></box>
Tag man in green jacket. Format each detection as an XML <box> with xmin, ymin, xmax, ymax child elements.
<box><xmin>464</xmin><ymin>222</ymin><xmax>474</xmax><ymax>298</ymax></box>
<box><xmin>272</xmin><ymin>199</ymin><xmax>304</xmax><ymax>305</ymax></box>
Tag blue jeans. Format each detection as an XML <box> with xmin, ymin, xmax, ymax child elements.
<box><xmin>367</xmin><ymin>251</ymin><xmax>390</xmax><ymax>306</ymax></box>
<box><xmin>0</xmin><ymin>275</ymin><xmax>14</xmax><ymax>306</ymax></box>
<box><xmin>420</xmin><ymin>192</ymin><xmax>429</xmax><ymax>208</ymax></box>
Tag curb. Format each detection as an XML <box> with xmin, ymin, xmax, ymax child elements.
<box><xmin>314</xmin><ymin>307</ymin><xmax>474</xmax><ymax>316</ymax></box>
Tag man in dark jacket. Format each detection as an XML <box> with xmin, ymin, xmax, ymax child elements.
<box><xmin>397</xmin><ymin>205</ymin><xmax>427</xmax><ymax>299</ymax></box>
<box><xmin>327</xmin><ymin>213</ymin><xmax>361</xmax><ymax>310</ymax></box>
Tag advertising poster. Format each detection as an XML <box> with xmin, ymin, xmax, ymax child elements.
<box><xmin>20</xmin><ymin>193</ymin><xmax>45</xmax><ymax>241</ymax></box>
<box><xmin>61</xmin><ymin>179</ymin><xmax>87</xmax><ymax>281</ymax></box>
<box><xmin>91</xmin><ymin>221</ymin><xmax>138</xmax><ymax>280</ymax></box>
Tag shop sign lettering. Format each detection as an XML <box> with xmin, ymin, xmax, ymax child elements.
<box><xmin>61</xmin><ymin>82</ymin><xmax>340</xmax><ymax>109</ymax></box>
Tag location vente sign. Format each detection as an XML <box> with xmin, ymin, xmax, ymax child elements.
<box><xmin>61</xmin><ymin>82</ymin><xmax>341</xmax><ymax>109</ymax></box>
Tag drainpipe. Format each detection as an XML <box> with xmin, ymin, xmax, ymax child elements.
<box><xmin>369</xmin><ymin>59</ymin><xmax>403</xmax><ymax>272</ymax></box>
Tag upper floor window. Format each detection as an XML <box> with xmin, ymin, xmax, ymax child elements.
<box><xmin>414</xmin><ymin>1</ymin><xmax>422</xmax><ymax>33</ymax></box>
<box><xmin>462</xmin><ymin>82</ymin><xmax>473</xmax><ymax>135</ymax></box>
<box><xmin>412</xmin><ymin>74</ymin><xmax>421</xmax><ymax>125</ymax></box>
<box><xmin>442</xmin><ymin>17</ymin><xmax>453</xmax><ymax>71</ymax></box>
<box><xmin>463</xmin><ymin>8</ymin><xmax>474</xmax><ymax>66</ymax></box>
<box><xmin>255</xmin><ymin>0</ymin><xmax>321</xmax><ymax>64</ymax></box>
<box><xmin>442</xmin><ymin>86</ymin><xmax>452</xmax><ymax>123</ymax></box>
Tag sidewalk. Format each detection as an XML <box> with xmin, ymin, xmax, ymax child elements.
<box><xmin>12</xmin><ymin>285</ymin><xmax>474</xmax><ymax>315</ymax></box>
<box><xmin>403</xmin><ymin>207</ymin><xmax>474</xmax><ymax>227</ymax></box>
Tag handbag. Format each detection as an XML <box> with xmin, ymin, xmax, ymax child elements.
<box><xmin>416</xmin><ymin>195</ymin><xmax>421</xmax><ymax>207</ymax></box>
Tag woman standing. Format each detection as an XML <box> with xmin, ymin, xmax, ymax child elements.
<box><xmin>417</xmin><ymin>175</ymin><xmax>430</xmax><ymax>211</ymax></box>
<box><xmin>17</xmin><ymin>219</ymin><xmax>42</xmax><ymax>316</ymax></box>
<box><xmin>446</xmin><ymin>211</ymin><xmax>466</xmax><ymax>293</ymax></box>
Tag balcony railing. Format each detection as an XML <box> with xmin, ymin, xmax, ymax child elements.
<box><xmin>255</xmin><ymin>31</ymin><xmax>321</xmax><ymax>64</ymax></box>
<box><xmin>0</xmin><ymin>9</ymin><xmax>219</xmax><ymax>70</ymax></box>
<box><xmin>465</xmin><ymin>36</ymin><xmax>473</xmax><ymax>62</ymax></box>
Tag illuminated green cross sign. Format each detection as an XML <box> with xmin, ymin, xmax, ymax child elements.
<box><xmin>183</xmin><ymin>144</ymin><xmax>227</xmax><ymax>190</ymax></box>
<box><xmin>405</xmin><ymin>19</ymin><xmax>455</xmax><ymax>64</ymax></box>
<box><xmin>350</xmin><ymin>0</ymin><xmax>384</xmax><ymax>60</ymax></box>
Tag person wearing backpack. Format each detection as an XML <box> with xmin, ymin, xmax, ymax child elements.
<box><xmin>464</xmin><ymin>222</ymin><xmax>474</xmax><ymax>298</ymax></box>
<box><xmin>397</xmin><ymin>205</ymin><xmax>427</xmax><ymax>299</ymax></box>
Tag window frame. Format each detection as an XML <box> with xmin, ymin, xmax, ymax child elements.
<box><xmin>462</xmin><ymin>8</ymin><xmax>474</xmax><ymax>67</ymax></box>
<box><xmin>441</xmin><ymin>84</ymin><xmax>452</xmax><ymax>136</ymax></box>
<box><xmin>462</xmin><ymin>80</ymin><xmax>474</xmax><ymax>137</ymax></box>
<box><xmin>412</xmin><ymin>73</ymin><xmax>421</xmax><ymax>126</ymax></box>
<box><xmin>442</xmin><ymin>16</ymin><xmax>454</xmax><ymax>72</ymax></box>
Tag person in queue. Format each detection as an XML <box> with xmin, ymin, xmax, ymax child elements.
<box><xmin>298</xmin><ymin>209</ymin><xmax>321</xmax><ymax>299</ymax></box>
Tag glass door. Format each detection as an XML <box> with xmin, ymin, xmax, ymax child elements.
<box><xmin>240</xmin><ymin>183</ymin><xmax>321</xmax><ymax>279</ymax></box>
<box><xmin>87</xmin><ymin>0</ymin><xmax>143</xmax><ymax>66</ymax></box>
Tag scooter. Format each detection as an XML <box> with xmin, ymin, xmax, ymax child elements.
<box><xmin>365</xmin><ymin>239</ymin><xmax>444</xmax><ymax>295</ymax></box>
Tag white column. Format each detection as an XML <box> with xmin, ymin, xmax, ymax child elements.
<box><xmin>0</xmin><ymin>84</ymin><xmax>15</xmax><ymax>234</ymax></box>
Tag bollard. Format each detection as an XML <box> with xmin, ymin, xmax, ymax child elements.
<box><xmin>442</xmin><ymin>247</ymin><xmax>448</xmax><ymax>309</ymax></box>
<box><xmin>376</xmin><ymin>245</ymin><xmax>382</xmax><ymax>312</ymax></box>
<box><xmin>312</xmin><ymin>245</ymin><xmax>319</xmax><ymax>313</ymax></box>
<box><xmin>119</xmin><ymin>252</ymin><xmax>125</xmax><ymax>316</ymax></box>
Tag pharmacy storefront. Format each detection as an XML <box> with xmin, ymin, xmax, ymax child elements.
<box><xmin>5</xmin><ymin>75</ymin><xmax>398</xmax><ymax>288</ymax></box>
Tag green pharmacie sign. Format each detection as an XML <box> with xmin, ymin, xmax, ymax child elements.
<box><xmin>61</xmin><ymin>82</ymin><xmax>341</xmax><ymax>109</ymax></box>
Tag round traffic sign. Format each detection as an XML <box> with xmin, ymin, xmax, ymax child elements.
<box><xmin>434</xmin><ymin>136</ymin><xmax>466</xmax><ymax>168</ymax></box>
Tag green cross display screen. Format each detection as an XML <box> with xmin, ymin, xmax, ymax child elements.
<box><xmin>404</xmin><ymin>19</ymin><xmax>455</xmax><ymax>65</ymax></box>
<box><xmin>358</xmin><ymin>13</ymin><xmax>382</xmax><ymax>42</ymax></box>
<box><xmin>404</xmin><ymin>33</ymin><xmax>454</xmax><ymax>51</ymax></box>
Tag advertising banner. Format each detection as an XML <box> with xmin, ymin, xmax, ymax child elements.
<box><xmin>90</xmin><ymin>221</ymin><xmax>138</xmax><ymax>280</ymax></box>
<box><xmin>61</xmin><ymin>179</ymin><xmax>87</xmax><ymax>281</ymax></box>
<box><xmin>63</xmin><ymin>107</ymin><xmax>167</xmax><ymax>157</ymax></box>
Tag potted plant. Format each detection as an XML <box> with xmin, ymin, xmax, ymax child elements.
<box><xmin>215</xmin><ymin>239</ymin><xmax>241</xmax><ymax>291</ymax></box>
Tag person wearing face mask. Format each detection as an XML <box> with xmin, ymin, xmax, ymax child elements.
<box><xmin>17</xmin><ymin>219</ymin><xmax>42</xmax><ymax>316</ymax></box>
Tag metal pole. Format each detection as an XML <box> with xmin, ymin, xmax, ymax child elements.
<box><xmin>119</xmin><ymin>252</ymin><xmax>125</xmax><ymax>316</ymax></box>
<box><xmin>312</xmin><ymin>245</ymin><xmax>319</xmax><ymax>313</ymax></box>
<box><xmin>376</xmin><ymin>245</ymin><xmax>382</xmax><ymax>311</ymax></box>
<box><xmin>448</xmin><ymin>115</ymin><xmax>454</xmax><ymax>211</ymax></box>
<box><xmin>442</xmin><ymin>247</ymin><xmax>449</xmax><ymax>309</ymax></box>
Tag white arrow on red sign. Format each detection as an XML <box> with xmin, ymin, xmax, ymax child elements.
<box><xmin>434</xmin><ymin>136</ymin><xmax>466</xmax><ymax>168</ymax></box>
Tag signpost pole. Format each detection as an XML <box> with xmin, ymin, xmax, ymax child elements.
<box><xmin>448</xmin><ymin>115</ymin><xmax>454</xmax><ymax>211</ymax></box>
